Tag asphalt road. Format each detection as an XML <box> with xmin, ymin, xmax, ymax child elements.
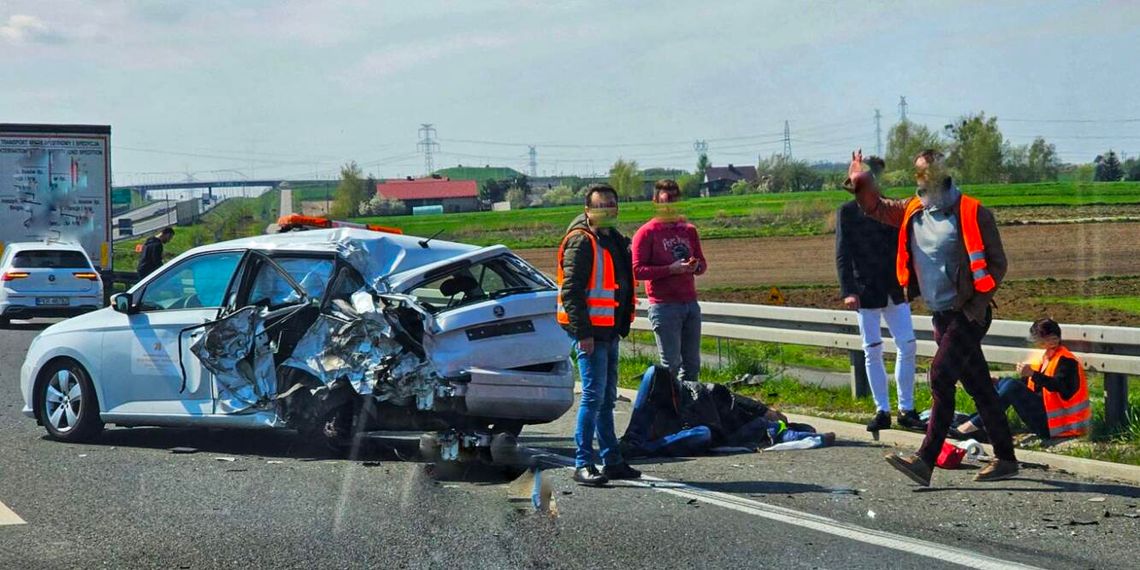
<box><xmin>3</xmin><ymin>323</ymin><xmax>1140</xmax><ymax>569</ymax></box>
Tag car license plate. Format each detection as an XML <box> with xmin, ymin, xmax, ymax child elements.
<box><xmin>36</xmin><ymin>297</ymin><xmax>69</xmax><ymax>306</ymax></box>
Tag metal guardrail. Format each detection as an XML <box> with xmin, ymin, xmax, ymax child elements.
<box><xmin>632</xmin><ymin>300</ymin><xmax>1136</xmax><ymax>427</ymax></box>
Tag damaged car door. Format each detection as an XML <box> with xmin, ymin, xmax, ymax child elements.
<box><xmin>195</xmin><ymin>252</ymin><xmax>335</xmax><ymax>414</ymax></box>
<box><xmin>99</xmin><ymin>251</ymin><xmax>244</xmax><ymax>418</ymax></box>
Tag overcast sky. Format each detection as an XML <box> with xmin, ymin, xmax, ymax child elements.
<box><xmin>3</xmin><ymin>0</ymin><xmax>1139</xmax><ymax>183</ymax></box>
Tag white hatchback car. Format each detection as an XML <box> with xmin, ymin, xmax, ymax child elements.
<box><xmin>0</xmin><ymin>241</ymin><xmax>104</xmax><ymax>327</ymax></box>
<box><xmin>20</xmin><ymin>228</ymin><xmax>574</xmax><ymax>452</ymax></box>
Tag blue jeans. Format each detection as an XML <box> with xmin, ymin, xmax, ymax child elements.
<box><xmin>648</xmin><ymin>301</ymin><xmax>702</xmax><ymax>383</ymax></box>
<box><xmin>968</xmin><ymin>377</ymin><xmax>1049</xmax><ymax>438</ymax></box>
<box><xmin>574</xmin><ymin>337</ymin><xmax>623</xmax><ymax>468</ymax></box>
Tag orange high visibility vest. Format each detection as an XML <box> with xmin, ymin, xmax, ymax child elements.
<box><xmin>556</xmin><ymin>229</ymin><xmax>627</xmax><ymax>328</ymax></box>
<box><xmin>896</xmin><ymin>194</ymin><xmax>996</xmax><ymax>293</ymax></box>
<box><xmin>1026</xmin><ymin>346</ymin><xmax>1091</xmax><ymax>438</ymax></box>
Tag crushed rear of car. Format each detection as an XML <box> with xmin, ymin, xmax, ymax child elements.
<box><xmin>188</xmin><ymin>228</ymin><xmax>574</xmax><ymax>457</ymax></box>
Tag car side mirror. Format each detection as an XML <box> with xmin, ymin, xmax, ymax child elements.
<box><xmin>111</xmin><ymin>293</ymin><xmax>134</xmax><ymax>314</ymax></box>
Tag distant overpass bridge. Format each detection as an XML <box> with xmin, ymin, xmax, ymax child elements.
<box><xmin>113</xmin><ymin>179</ymin><xmax>330</xmax><ymax>199</ymax></box>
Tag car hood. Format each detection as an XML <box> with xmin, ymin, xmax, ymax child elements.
<box><xmin>35</xmin><ymin>307</ymin><xmax>119</xmax><ymax>337</ymax></box>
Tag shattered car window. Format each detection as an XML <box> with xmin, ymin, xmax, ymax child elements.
<box><xmin>408</xmin><ymin>255</ymin><xmax>554</xmax><ymax>314</ymax></box>
<box><xmin>248</xmin><ymin>256</ymin><xmax>334</xmax><ymax>308</ymax></box>
<box><xmin>137</xmin><ymin>252</ymin><xmax>242</xmax><ymax>311</ymax></box>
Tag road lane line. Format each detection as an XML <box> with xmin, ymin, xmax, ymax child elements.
<box><xmin>0</xmin><ymin>501</ymin><xmax>27</xmax><ymax>526</ymax></box>
<box><xmin>527</xmin><ymin>449</ymin><xmax>1041</xmax><ymax>570</ymax></box>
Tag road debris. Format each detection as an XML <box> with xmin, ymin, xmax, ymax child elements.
<box><xmin>508</xmin><ymin>468</ymin><xmax>557</xmax><ymax>516</ymax></box>
<box><xmin>1088</xmin><ymin>497</ymin><xmax>1107</xmax><ymax>503</ymax></box>
<box><xmin>867</xmin><ymin>510</ymin><xmax>877</xmax><ymax>519</ymax></box>
<box><xmin>170</xmin><ymin>447</ymin><xmax>198</xmax><ymax>454</ymax></box>
<box><xmin>215</xmin><ymin>457</ymin><xmax>237</xmax><ymax>462</ymax></box>
<box><xmin>266</xmin><ymin>460</ymin><xmax>283</xmax><ymax>465</ymax></box>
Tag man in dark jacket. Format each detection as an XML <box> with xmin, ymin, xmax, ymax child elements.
<box><xmin>620</xmin><ymin>365</ymin><xmax>834</xmax><ymax>457</ymax></box>
<box><xmin>137</xmin><ymin>227</ymin><xmax>174</xmax><ymax>278</ymax></box>
<box><xmin>557</xmin><ymin>184</ymin><xmax>640</xmax><ymax>486</ymax></box>
<box><xmin>846</xmin><ymin>148</ymin><xmax>1017</xmax><ymax>486</ymax></box>
<box><xmin>835</xmin><ymin>155</ymin><xmax>922</xmax><ymax>433</ymax></box>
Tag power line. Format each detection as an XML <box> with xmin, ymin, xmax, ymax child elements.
<box><xmin>417</xmin><ymin>124</ymin><xmax>440</xmax><ymax>176</ymax></box>
<box><xmin>782</xmin><ymin>120</ymin><xmax>792</xmax><ymax>159</ymax></box>
<box><xmin>874</xmin><ymin>109</ymin><xmax>883</xmax><ymax>156</ymax></box>
<box><xmin>909</xmin><ymin>111</ymin><xmax>1140</xmax><ymax>124</ymax></box>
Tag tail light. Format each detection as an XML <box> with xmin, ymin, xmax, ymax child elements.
<box><xmin>73</xmin><ymin>272</ymin><xmax>100</xmax><ymax>281</ymax></box>
<box><xmin>2</xmin><ymin>271</ymin><xmax>30</xmax><ymax>281</ymax></box>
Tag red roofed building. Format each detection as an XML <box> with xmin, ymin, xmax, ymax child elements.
<box><xmin>376</xmin><ymin>177</ymin><xmax>480</xmax><ymax>213</ymax></box>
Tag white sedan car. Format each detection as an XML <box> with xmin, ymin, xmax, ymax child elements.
<box><xmin>20</xmin><ymin>228</ymin><xmax>574</xmax><ymax>453</ymax></box>
<box><xmin>0</xmin><ymin>241</ymin><xmax>104</xmax><ymax>327</ymax></box>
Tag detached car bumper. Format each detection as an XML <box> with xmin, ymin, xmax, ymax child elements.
<box><xmin>460</xmin><ymin>359</ymin><xmax>575</xmax><ymax>422</ymax></box>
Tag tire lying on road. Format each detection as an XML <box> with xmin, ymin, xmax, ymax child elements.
<box><xmin>35</xmin><ymin>359</ymin><xmax>104</xmax><ymax>442</ymax></box>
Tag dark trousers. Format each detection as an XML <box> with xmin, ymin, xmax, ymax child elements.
<box><xmin>919</xmin><ymin>309</ymin><xmax>1016</xmax><ymax>464</ymax></box>
<box><xmin>968</xmin><ymin>377</ymin><xmax>1050</xmax><ymax>439</ymax></box>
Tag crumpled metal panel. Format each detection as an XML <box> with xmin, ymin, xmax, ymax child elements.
<box><xmin>190</xmin><ymin>306</ymin><xmax>277</xmax><ymax>413</ymax></box>
<box><xmin>278</xmin><ymin>287</ymin><xmax>443</xmax><ymax>406</ymax></box>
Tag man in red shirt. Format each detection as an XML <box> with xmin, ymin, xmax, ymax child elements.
<box><xmin>632</xmin><ymin>179</ymin><xmax>709</xmax><ymax>383</ymax></box>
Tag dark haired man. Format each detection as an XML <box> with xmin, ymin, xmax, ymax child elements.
<box><xmin>137</xmin><ymin>227</ymin><xmax>175</xmax><ymax>278</ymax></box>
<box><xmin>632</xmin><ymin>179</ymin><xmax>708</xmax><ymax>384</ymax></box>
<box><xmin>557</xmin><ymin>184</ymin><xmax>641</xmax><ymax>486</ymax></box>
<box><xmin>835</xmin><ymin>156</ymin><xmax>922</xmax><ymax>433</ymax></box>
<box><xmin>953</xmin><ymin>318</ymin><xmax>1089</xmax><ymax>442</ymax></box>
<box><xmin>845</xmin><ymin>148</ymin><xmax>1017</xmax><ymax>486</ymax></box>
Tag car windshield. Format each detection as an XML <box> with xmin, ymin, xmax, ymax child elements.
<box><xmin>406</xmin><ymin>254</ymin><xmax>554</xmax><ymax>314</ymax></box>
<box><xmin>11</xmin><ymin>250</ymin><xmax>92</xmax><ymax>269</ymax></box>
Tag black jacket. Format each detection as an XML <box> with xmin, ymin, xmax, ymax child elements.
<box><xmin>1029</xmin><ymin>355</ymin><xmax>1080</xmax><ymax>400</ymax></box>
<box><xmin>558</xmin><ymin>214</ymin><xmax>635</xmax><ymax>340</ymax></box>
<box><xmin>632</xmin><ymin>367</ymin><xmax>771</xmax><ymax>446</ymax></box>
<box><xmin>835</xmin><ymin>200</ymin><xmax>905</xmax><ymax>309</ymax></box>
<box><xmin>137</xmin><ymin>236</ymin><xmax>164</xmax><ymax>278</ymax></box>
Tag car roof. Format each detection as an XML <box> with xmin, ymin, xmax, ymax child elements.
<box><xmin>176</xmin><ymin>228</ymin><xmax>486</xmax><ymax>281</ymax></box>
<box><xmin>4</xmin><ymin>241</ymin><xmax>88</xmax><ymax>253</ymax></box>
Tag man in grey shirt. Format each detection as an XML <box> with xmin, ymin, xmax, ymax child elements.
<box><xmin>845</xmin><ymin>149</ymin><xmax>1017</xmax><ymax>487</ymax></box>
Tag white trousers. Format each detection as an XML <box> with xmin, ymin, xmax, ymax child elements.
<box><xmin>855</xmin><ymin>298</ymin><xmax>918</xmax><ymax>413</ymax></box>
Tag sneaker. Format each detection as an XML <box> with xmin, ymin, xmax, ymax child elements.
<box><xmin>866</xmin><ymin>411</ymin><xmax>891</xmax><ymax>432</ymax></box>
<box><xmin>973</xmin><ymin>459</ymin><xmax>1019</xmax><ymax>482</ymax></box>
<box><xmin>572</xmin><ymin>465</ymin><xmax>609</xmax><ymax>487</ymax></box>
<box><xmin>884</xmin><ymin>452</ymin><xmax>932</xmax><ymax>487</ymax></box>
<box><xmin>603</xmin><ymin>462</ymin><xmax>642</xmax><ymax>480</ymax></box>
<box><xmin>897</xmin><ymin>409</ymin><xmax>927</xmax><ymax>431</ymax></box>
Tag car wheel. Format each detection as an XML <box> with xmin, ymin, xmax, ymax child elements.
<box><xmin>0</xmin><ymin>317</ymin><xmax>9</xmax><ymax>328</ymax></box>
<box><xmin>37</xmin><ymin>360</ymin><xmax>104</xmax><ymax>442</ymax></box>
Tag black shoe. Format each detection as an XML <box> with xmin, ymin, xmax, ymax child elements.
<box><xmin>603</xmin><ymin>462</ymin><xmax>642</xmax><ymax>480</ymax></box>
<box><xmin>572</xmin><ymin>465</ymin><xmax>609</xmax><ymax>487</ymax></box>
<box><xmin>897</xmin><ymin>409</ymin><xmax>927</xmax><ymax>431</ymax></box>
<box><xmin>866</xmin><ymin>411</ymin><xmax>891</xmax><ymax>432</ymax></box>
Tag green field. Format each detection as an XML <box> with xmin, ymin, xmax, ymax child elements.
<box><xmin>353</xmin><ymin>181</ymin><xmax>1140</xmax><ymax>249</ymax></box>
<box><xmin>1042</xmin><ymin>296</ymin><xmax>1140</xmax><ymax>315</ymax></box>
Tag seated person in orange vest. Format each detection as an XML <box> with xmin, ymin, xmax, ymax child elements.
<box><xmin>951</xmin><ymin>318</ymin><xmax>1089</xmax><ymax>442</ymax></box>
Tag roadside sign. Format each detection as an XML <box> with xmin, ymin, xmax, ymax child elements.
<box><xmin>767</xmin><ymin>287</ymin><xmax>786</xmax><ymax>305</ymax></box>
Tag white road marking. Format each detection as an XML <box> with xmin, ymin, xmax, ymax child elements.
<box><xmin>0</xmin><ymin>500</ymin><xmax>27</xmax><ymax>526</ymax></box>
<box><xmin>529</xmin><ymin>450</ymin><xmax>1041</xmax><ymax>570</ymax></box>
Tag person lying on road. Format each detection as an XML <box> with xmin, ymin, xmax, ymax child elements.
<box><xmin>619</xmin><ymin>365</ymin><xmax>835</xmax><ymax>458</ymax></box>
